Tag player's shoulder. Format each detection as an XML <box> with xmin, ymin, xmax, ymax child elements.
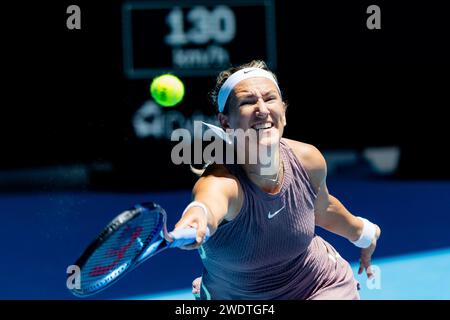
<box><xmin>283</xmin><ymin>138</ymin><xmax>326</xmax><ymax>169</ymax></box>
<box><xmin>283</xmin><ymin>138</ymin><xmax>327</xmax><ymax>185</ymax></box>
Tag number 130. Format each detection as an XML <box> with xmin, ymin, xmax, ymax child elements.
<box><xmin>165</xmin><ymin>6</ymin><xmax>236</xmax><ymax>46</ymax></box>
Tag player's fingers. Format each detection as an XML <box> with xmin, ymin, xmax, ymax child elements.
<box><xmin>366</xmin><ymin>264</ymin><xmax>374</xmax><ymax>279</ymax></box>
<box><xmin>192</xmin><ymin>277</ymin><xmax>202</xmax><ymax>294</ymax></box>
<box><xmin>195</xmin><ymin>218</ymin><xmax>208</xmax><ymax>244</ymax></box>
<box><xmin>196</xmin><ymin>230</ymin><xmax>206</xmax><ymax>245</ymax></box>
<box><xmin>180</xmin><ymin>227</ymin><xmax>206</xmax><ymax>250</ymax></box>
<box><xmin>174</xmin><ymin>218</ymin><xmax>190</xmax><ymax>230</ymax></box>
<box><xmin>358</xmin><ymin>264</ymin><xmax>363</xmax><ymax>275</ymax></box>
<box><xmin>174</xmin><ymin>218</ymin><xmax>198</xmax><ymax>230</ymax></box>
<box><xmin>360</xmin><ymin>257</ymin><xmax>374</xmax><ymax>278</ymax></box>
<box><xmin>168</xmin><ymin>220</ymin><xmax>199</xmax><ymax>244</ymax></box>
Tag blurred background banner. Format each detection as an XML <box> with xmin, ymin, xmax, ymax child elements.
<box><xmin>1</xmin><ymin>0</ymin><xmax>449</xmax><ymax>300</ymax></box>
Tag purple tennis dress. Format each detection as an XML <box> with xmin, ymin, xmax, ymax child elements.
<box><xmin>198</xmin><ymin>139</ymin><xmax>360</xmax><ymax>300</ymax></box>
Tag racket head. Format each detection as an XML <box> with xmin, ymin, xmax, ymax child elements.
<box><xmin>69</xmin><ymin>202</ymin><xmax>167</xmax><ymax>297</ymax></box>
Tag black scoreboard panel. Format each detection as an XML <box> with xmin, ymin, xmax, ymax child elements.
<box><xmin>123</xmin><ymin>0</ymin><xmax>276</xmax><ymax>78</ymax></box>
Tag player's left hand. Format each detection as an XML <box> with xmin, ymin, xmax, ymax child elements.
<box><xmin>358</xmin><ymin>224</ymin><xmax>381</xmax><ymax>278</ymax></box>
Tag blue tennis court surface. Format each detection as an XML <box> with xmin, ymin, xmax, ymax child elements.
<box><xmin>128</xmin><ymin>247</ymin><xmax>450</xmax><ymax>300</ymax></box>
<box><xmin>1</xmin><ymin>178</ymin><xmax>449</xmax><ymax>299</ymax></box>
<box><xmin>354</xmin><ymin>247</ymin><xmax>450</xmax><ymax>300</ymax></box>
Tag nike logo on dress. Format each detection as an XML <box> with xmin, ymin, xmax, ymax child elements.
<box><xmin>268</xmin><ymin>206</ymin><xmax>285</xmax><ymax>219</ymax></box>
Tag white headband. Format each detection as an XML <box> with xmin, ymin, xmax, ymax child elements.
<box><xmin>217</xmin><ymin>67</ymin><xmax>281</xmax><ymax>113</ymax></box>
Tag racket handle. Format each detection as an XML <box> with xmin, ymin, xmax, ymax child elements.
<box><xmin>168</xmin><ymin>227</ymin><xmax>210</xmax><ymax>248</ymax></box>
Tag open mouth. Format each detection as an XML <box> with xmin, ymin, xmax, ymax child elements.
<box><xmin>251</xmin><ymin>122</ymin><xmax>274</xmax><ymax>131</ymax></box>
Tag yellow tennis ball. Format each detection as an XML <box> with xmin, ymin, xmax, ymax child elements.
<box><xmin>150</xmin><ymin>74</ymin><xmax>185</xmax><ymax>107</ymax></box>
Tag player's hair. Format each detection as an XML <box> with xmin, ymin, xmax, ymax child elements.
<box><xmin>209</xmin><ymin>60</ymin><xmax>279</xmax><ymax>115</ymax></box>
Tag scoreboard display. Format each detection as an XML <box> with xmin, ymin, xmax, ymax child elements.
<box><xmin>122</xmin><ymin>0</ymin><xmax>277</xmax><ymax>78</ymax></box>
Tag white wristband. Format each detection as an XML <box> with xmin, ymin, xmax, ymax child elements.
<box><xmin>350</xmin><ymin>217</ymin><xmax>376</xmax><ymax>248</ymax></box>
<box><xmin>182</xmin><ymin>201</ymin><xmax>209</xmax><ymax>218</ymax></box>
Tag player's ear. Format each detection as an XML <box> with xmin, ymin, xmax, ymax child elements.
<box><xmin>281</xmin><ymin>102</ymin><xmax>287</xmax><ymax>126</ymax></box>
<box><xmin>218</xmin><ymin>113</ymin><xmax>230</xmax><ymax>129</ymax></box>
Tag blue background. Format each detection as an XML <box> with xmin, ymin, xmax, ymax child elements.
<box><xmin>1</xmin><ymin>177</ymin><xmax>449</xmax><ymax>299</ymax></box>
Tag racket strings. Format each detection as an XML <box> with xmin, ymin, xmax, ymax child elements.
<box><xmin>77</xmin><ymin>208</ymin><xmax>165</xmax><ymax>294</ymax></box>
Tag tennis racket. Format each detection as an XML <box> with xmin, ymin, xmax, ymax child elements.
<box><xmin>68</xmin><ymin>202</ymin><xmax>209</xmax><ymax>297</ymax></box>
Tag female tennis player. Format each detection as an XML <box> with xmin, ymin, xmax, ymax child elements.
<box><xmin>173</xmin><ymin>60</ymin><xmax>381</xmax><ymax>300</ymax></box>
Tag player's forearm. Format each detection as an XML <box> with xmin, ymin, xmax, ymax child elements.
<box><xmin>315</xmin><ymin>195</ymin><xmax>364</xmax><ymax>241</ymax></box>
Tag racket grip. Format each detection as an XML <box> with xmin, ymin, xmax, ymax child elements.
<box><xmin>168</xmin><ymin>227</ymin><xmax>210</xmax><ymax>248</ymax></box>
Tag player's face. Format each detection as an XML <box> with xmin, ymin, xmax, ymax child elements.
<box><xmin>227</xmin><ymin>77</ymin><xmax>286</xmax><ymax>147</ymax></box>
